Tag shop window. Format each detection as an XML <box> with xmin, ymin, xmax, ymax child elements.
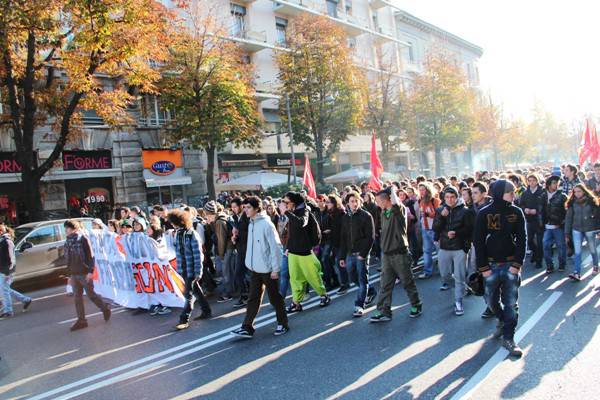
<box><xmin>27</xmin><ymin>226</ymin><xmax>59</xmax><ymax>245</ymax></box>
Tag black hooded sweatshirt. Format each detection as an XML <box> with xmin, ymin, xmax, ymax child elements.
<box><xmin>474</xmin><ymin>180</ymin><xmax>527</xmax><ymax>273</ymax></box>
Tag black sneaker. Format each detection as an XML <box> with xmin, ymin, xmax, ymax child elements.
<box><xmin>233</xmin><ymin>297</ymin><xmax>248</xmax><ymax>308</ymax></box>
<box><xmin>568</xmin><ymin>273</ymin><xmax>581</xmax><ymax>282</ymax></box>
<box><xmin>558</xmin><ymin>264</ymin><xmax>566</xmax><ymax>272</ymax></box>
<box><xmin>217</xmin><ymin>295</ymin><xmax>233</xmax><ymax>303</ymax></box>
<box><xmin>370</xmin><ymin>313</ymin><xmax>392</xmax><ymax>323</ymax></box>
<box><xmin>149</xmin><ymin>305</ymin><xmax>159</xmax><ymax>316</ymax></box>
<box><xmin>70</xmin><ymin>320</ymin><xmax>88</xmax><ymax>331</ymax></box>
<box><xmin>103</xmin><ymin>307</ymin><xmax>111</xmax><ymax>322</ymax></box>
<box><xmin>286</xmin><ymin>303</ymin><xmax>303</xmax><ymax>314</ymax></box>
<box><xmin>319</xmin><ymin>295</ymin><xmax>331</xmax><ymax>307</ymax></box>
<box><xmin>22</xmin><ymin>298</ymin><xmax>32</xmax><ymax>312</ymax></box>
<box><xmin>409</xmin><ymin>304</ymin><xmax>422</xmax><ymax>318</ymax></box>
<box><xmin>231</xmin><ymin>327</ymin><xmax>253</xmax><ymax>339</ymax></box>
<box><xmin>273</xmin><ymin>325</ymin><xmax>289</xmax><ymax>336</ymax></box>
<box><xmin>440</xmin><ymin>283</ymin><xmax>450</xmax><ymax>291</ymax></box>
<box><xmin>502</xmin><ymin>339</ymin><xmax>523</xmax><ymax>357</ymax></box>
<box><xmin>546</xmin><ymin>266</ymin><xmax>555</xmax><ymax>274</ymax></box>
<box><xmin>481</xmin><ymin>307</ymin><xmax>494</xmax><ymax>319</ymax></box>
<box><xmin>193</xmin><ymin>311</ymin><xmax>212</xmax><ymax>320</ymax></box>
<box><xmin>157</xmin><ymin>306</ymin><xmax>172</xmax><ymax>315</ymax></box>
<box><xmin>337</xmin><ymin>285</ymin><xmax>349</xmax><ymax>295</ymax></box>
<box><xmin>0</xmin><ymin>312</ymin><xmax>13</xmax><ymax>320</ymax></box>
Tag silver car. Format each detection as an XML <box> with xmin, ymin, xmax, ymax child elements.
<box><xmin>12</xmin><ymin>218</ymin><xmax>94</xmax><ymax>282</ymax></box>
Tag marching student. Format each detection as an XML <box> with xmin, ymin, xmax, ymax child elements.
<box><xmin>63</xmin><ymin>220</ymin><xmax>111</xmax><ymax>331</ymax></box>
<box><xmin>370</xmin><ymin>188</ymin><xmax>422</xmax><ymax>322</ymax></box>
<box><xmin>231</xmin><ymin>196</ymin><xmax>289</xmax><ymax>338</ymax></box>
<box><xmin>339</xmin><ymin>191</ymin><xmax>376</xmax><ymax>318</ymax></box>
<box><xmin>0</xmin><ymin>224</ymin><xmax>32</xmax><ymax>319</ymax></box>
<box><xmin>169</xmin><ymin>209</ymin><xmax>212</xmax><ymax>330</ymax></box>
<box><xmin>474</xmin><ymin>180</ymin><xmax>527</xmax><ymax>357</ymax></box>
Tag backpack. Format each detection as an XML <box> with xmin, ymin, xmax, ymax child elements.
<box><xmin>307</xmin><ymin>212</ymin><xmax>322</xmax><ymax>247</ymax></box>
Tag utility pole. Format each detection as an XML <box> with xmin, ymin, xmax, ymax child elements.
<box><xmin>286</xmin><ymin>93</ymin><xmax>297</xmax><ymax>184</ymax></box>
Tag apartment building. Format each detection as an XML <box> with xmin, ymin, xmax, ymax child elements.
<box><xmin>214</xmin><ymin>0</ymin><xmax>483</xmax><ymax>182</ymax></box>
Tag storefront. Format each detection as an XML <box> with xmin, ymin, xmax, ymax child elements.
<box><xmin>142</xmin><ymin>149</ymin><xmax>192</xmax><ymax>207</ymax></box>
<box><xmin>0</xmin><ymin>152</ymin><xmax>33</xmax><ymax>224</ymax></box>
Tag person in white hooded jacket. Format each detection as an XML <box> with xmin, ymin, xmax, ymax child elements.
<box><xmin>231</xmin><ymin>196</ymin><xmax>289</xmax><ymax>338</ymax></box>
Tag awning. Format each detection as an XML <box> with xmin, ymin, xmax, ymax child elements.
<box><xmin>0</xmin><ymin>168</ymin><xmax>122</xmax><ymax>184</ymax></box>
<box><xmin>143</xmin><ymin>169</ymin><xmax>192</xmax><ymax>188</ymax></box>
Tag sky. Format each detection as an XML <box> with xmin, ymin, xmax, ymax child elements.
<box><xmin>393</xmin><ymin>0</ymin><xmax>600</xmax><ymax>125</ymax></box>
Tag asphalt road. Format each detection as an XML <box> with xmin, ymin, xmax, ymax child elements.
<box><xmin>1</xmin><ymin>254</ymin><xmax>599</xmax><ymax>400</ymax></box>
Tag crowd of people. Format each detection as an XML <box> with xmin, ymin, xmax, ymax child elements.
<box><xmin>3</xmin><ymin>162</ymin><xmax>600</xmax><ymax>359</ymax></box>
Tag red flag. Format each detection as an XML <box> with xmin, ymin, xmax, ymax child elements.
<box><xmin>590</xmin><ymin>122</ymin><xmax>600</xmax><ymax>163</ymax></box>
<box><xmin>303</xmin><ymin>154</ymin><xmax>317</xmax><ymax>199</ymax></box>
<box><xmin>368</xmin><ymin>133</ymin><xmax>384</xmax><ymax>191</ymax></box>
<box><xmin>579</xmin><ymin>119</ymin><xmax>593</xmax><ymax>166</ymax></box>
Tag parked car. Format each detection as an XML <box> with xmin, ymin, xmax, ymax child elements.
<box><xmin>12</xmin><ymin>218</ymin><xmax>93</xmax><ymax>282</ymax></box>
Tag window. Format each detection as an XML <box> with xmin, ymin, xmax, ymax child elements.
<box><xmin>27</xmin><ymin>226</ymin><xmax>59</xmax><ymax>246</ymax></box>
<box><xmin>408</xmin><ymin>42</ymin><xmax>414</xmax><ymax>63</ymax></box>
<box><xmin>326</xmin><ymin>0</ymin><xmax>338</xmax><ymax>18</ymax></box>
<box><xmin>372</xmin><ymin>12</ymin><xmax>379</xmax><ymax>29</ymax></box>
<box><xmin>345</xmin><ymin>0</ymin><xmax>352</xmax><ymax>15</ymax></box>
<box><xmin>230</xmin><ymin>3</ymin><xmax>247</xmax><ymax>37</ymax></box>
<box><xmin>347</xmin><ymin>37</ymin><xmax>356</xmax><ymax>49</ymax></box>
<box><xmin>276</xmin><ymin>17</ymin><xmax>287</xmax><ymax>46</ymax></box>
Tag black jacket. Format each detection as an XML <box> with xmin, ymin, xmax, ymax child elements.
<box><xmin>363</xmin><ymin>202</ymin><xmax>381</xmax><ymax>234</ymax></box>
<box><xmin>519</xmin><ymin>186</ymin><xmax>545</xmax><ymax>225</ymax></box>
<box><xmin>0</xmin><ymin>233</ymin><xmax>15</xmax><ymax>275</ymax></box>
<box><xmin>474</xmin><ymin>180</ymin><xmax>527</xmax><ymax>272</ymax></box>
<box><xmin>327</xmin><ymin>208</ymin><xmax>345</xmax><ymax>249</ymax></box>
<box><xmin>339</xmin><ymin>208</ymin><xmax>375</xmax><ymax>259</ymax></box>
<box><xmin>432</xmin><ymin>202</ymin><xmax>474</xmax><ymax>252</ymax></box>
<box><xmin>232</xmin><ymin>212</ymin><xmax>249</xmax><ymax>254</ymax></box>
<box><xmin>541</xmin><ymin>189</ymin><xmax>568</xmax><ymax>226</ymax></box>
<box><xmin>285</xmin><ymin>203</ymin><xmax>315</xmax><ymax>256</ymax></box>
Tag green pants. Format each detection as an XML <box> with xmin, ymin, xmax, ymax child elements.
<box><xmin>288</xmin><ymin>253</ymin><xmax>327</xmax><ymax>303</ymax></box>
<box><xmin>377</xmin><ymin>252</ymin><xmax>421</xmax><ymax>317</ymax></box>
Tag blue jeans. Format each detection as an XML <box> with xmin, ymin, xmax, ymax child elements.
<box><xmin>1</xmin><ymin>274</ymin><xmax>31</xmax><ymax>314</ymax></box>
<box><xmin>345</xmin><ymin>255</ymin><xmax>373</xmax><ymax>307</ymax></box>
<box><xmin>279</xmin><ymin>251</ymin><xmax>290</xmax><ymax>297</ymax></box>
<box><xmin>333</xmin><ymin>247</ymin><xmax>349</xmax><ymax>287</ymax></box>
<box><xmin>543</xmin><ymin>228</ymin><xmax>566</xmax><ymax>268</ymax></box>
<box><xmin>422</xmin><ymin>229</ymin><xmax>436</xmax><ymax>275</ymax></box>
<box><xmin>320</xmin><ymin>244</ymin><xmax>338</xmax><ymax>288</ymax></box>
<box><xmin>484</xmin><ymin>262</ymin><xmax>520</xmax><ymax>340</ymax></box>
<box><xmin>572</xmin><ymin>230</ymin><xmax>599</xmax><ymax>274</ymax></box>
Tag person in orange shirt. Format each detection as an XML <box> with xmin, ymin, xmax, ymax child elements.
<box><xmin>417</xmin><ymin>182</ymin><xmax>441</xmax><ymax>279</ymax></box>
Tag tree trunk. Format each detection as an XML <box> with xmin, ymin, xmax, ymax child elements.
<box><xmin>434</xmin><ymin>144</ymin><xmax>443</xmax><ymax>176</ymax></box>
<box><xmin>206</xmin><ymin>147</ymin><xmax>216</xmax><ymax>200</ymax></box>
<box><xmin>314</xmin><ymin>133</ymin><xmax>325</xmax><ymax>184</ymax></box>
<box><xmin>21</xmin><ymin>170</ymin><xmax>44</xmax><ymax>222</ymax></box>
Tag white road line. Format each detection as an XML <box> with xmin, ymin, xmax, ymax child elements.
<box><xmin>449</xmin><ymin>291</ymin><xmax>563</xmax><ymax>400</ymax></box>
<box><xmin>27</xmin><ymin>274</ymin><xmax>381</xmax><ymax>400</ymax></box>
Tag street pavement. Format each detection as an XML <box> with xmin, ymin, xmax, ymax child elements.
<box><xmin>1</xmin><ymin>254</ymin><xmax>599</xmax><ymax>400</ymax></box>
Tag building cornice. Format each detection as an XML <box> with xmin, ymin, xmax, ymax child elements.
<box><xmin>394</xmin><ymin>9</ymin><xmax>483</xmax><ymax>57</ymax></box>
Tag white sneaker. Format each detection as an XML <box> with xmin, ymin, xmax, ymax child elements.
<box><xmin>353</xmin><ymin>307</ymin><xmax>364</xmax><ymax>318</ymax></box>
<box><xmin>454</xmin><ymin>301</ymin><xmax>464</xmax><ymax>316</ymax></box>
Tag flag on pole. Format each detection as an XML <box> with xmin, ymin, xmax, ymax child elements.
<box><xmin>579</xmin><ymin>119</ymin><xmax>593</xmax><ymax>166</ymax></box>
<box><xmin>368</xmin><ymin>133</ymin><xmax>384</xmax><ymax>191</ymax></box>
<box><xmin>303</xmin><ymin>154</ymin><xmax>317</xmax><ymax>199</ymax></box>
<box><xmin>590</xmin><ymin>121</ymin><xmax>600</xmax><ymax>163</ymax></box>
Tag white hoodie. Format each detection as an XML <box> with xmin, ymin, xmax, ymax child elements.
<box><xmin>245</xmin><ymin>212</ymin><xmax>283</xmax><ymax>273</ymax></box>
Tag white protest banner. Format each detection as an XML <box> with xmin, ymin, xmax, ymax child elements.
<box><xmin>87</xmin><ymin>229</ymin><xmax>186</xmax><ymax>309</ymax></box>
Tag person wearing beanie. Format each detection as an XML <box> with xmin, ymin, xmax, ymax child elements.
<box><xmin>474</xmin><ymin>179</ymin><xmax>527</xmax><ymax>357</ymax></box>
<box><xmin>132</xmin><ymin>217</ymin><xmax>147</xmax><ymax>233</ymax></box>
<box><xmin>519</xmin><ymin>174</ymin><xmax>545</xmax><ymax>269</ymax></box>
<box><xmin>432</xmin><ymin>186</ymin><xmax>474</xmax><ymax>316</ymax></box>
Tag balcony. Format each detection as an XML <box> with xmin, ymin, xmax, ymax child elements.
<box><xmin>235</xmin><ymin>0</ymin><xmax>257</xmax><ymax>3</ymax></box>
<box><xmin>369</xmin><ymin>0</ymin><xmax>392</xmax><ymax>10</ymax></box>
<box><xmin>372</xmin><ymin>26</ymin><xmax>395</xmax><ymax>43</ymax></box>
<box><xmin>229</xmin><ymin>29</ymin><xmax>272</xmax><ymax>53</ymax></box>
<box><xmin>272</xmin><ymin>0</ymin><xmax>320</xmax><ymax>17</ymax></box>
<box><xmin>254</xmin><ymin>82</ymin><xmax>280</xmax><ymax>102</ymax></box>
<box><xmin>332</xmin><ymin>13</ymin><xmax>369</xmax><ymax>37</ymax></box>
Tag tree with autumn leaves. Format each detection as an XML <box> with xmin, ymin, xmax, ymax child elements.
<box><xmin>276</xmin><ymin>14</ymin><xmax>365</xmax><ymax>183</ymax></box>
<box><xmin>159</xmin><ymin>9</ymin><xmax>261</xmax><ymax>199</ymax></box>
<box><xmin>404</xmin><ymin>50</ymin><xmax>478</xmax><ymax>176</ymax></box>
<box><xmin>0</xmin><ymin>0</ymin><xmax>173</xmax><ymax>220</ymax></box>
